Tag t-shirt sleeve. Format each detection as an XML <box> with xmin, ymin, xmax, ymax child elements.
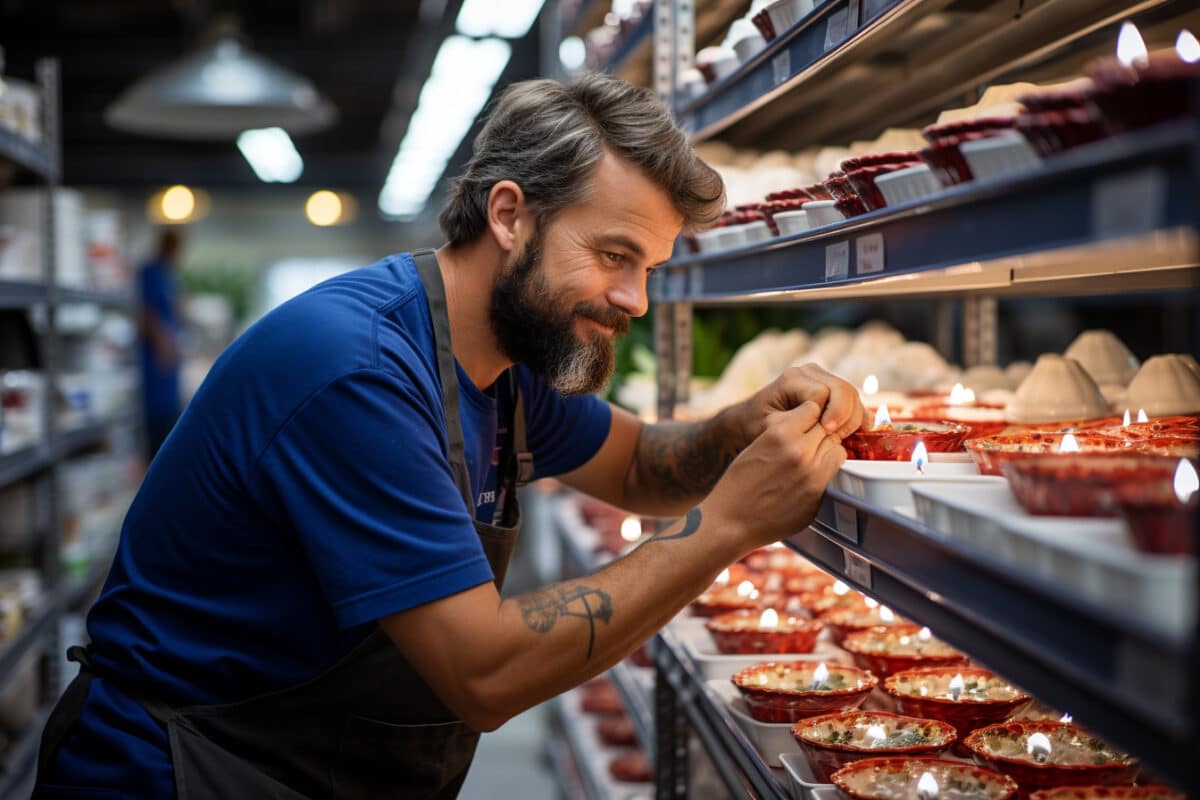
<box><xmin>255</xmin><ymin>368</ymin><xmax>495</xmax><ymax>629</ymax></box>
<box><xmin>516</xmin><ymin>367</ymin><xmax>613</xmax><ymax>479</ymax></box>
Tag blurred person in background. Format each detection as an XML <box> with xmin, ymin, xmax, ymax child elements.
<box><xmin>137</xmin><ymin>227</ymin><xmax>184</xmax><ymax>459</ymax></box>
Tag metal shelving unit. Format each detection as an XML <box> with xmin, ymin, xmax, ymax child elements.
<box><xmin>0</xmin><ymin>705</ymin><xmax>52</xmax><ymax>799</ymax></box>
<box><xmin>0</xmin><ymin>126</ymin><xmax>56</xmax><ymax>184</ymax></box>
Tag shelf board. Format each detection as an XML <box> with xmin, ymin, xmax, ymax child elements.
<box><xmin>57</xmin><ymin>287</ymin><xmax>136</xmax><ymax>310</ymax></box>
<box><xmin>0</xmin><ymin>704</ymin><xmax>52</xmax><ymax>799</ymax></box>
<box><xmin>0</xmin><ymin>593</ymin><xmax>59</xmax><ymax>686</ymax></box>
<box><xmin>788</xmin><ymin>486</ymin><xmax>1197</xmax><ymax>792</ymax></box>
<box><xmin>652</xmin><ymin>120</ymin><xmax>1200</xmax><ymax>305</ymax></box>
<box><xmin>676</xmin><ymin>0</ymin><xmax>1176</xmax><ymax>147</ymax></box>
<box><xmin>0</xmin><ymin>128</ymin><xmax>55</xmax><ymax>183</ymax></box>
<box><xmin>0</xmin><ymin>280</ymin><xmax>48</xmax><ymax>309</ymax></box>
<box><xmin>0</xmin><ymin>445</ymin><xmax>53</xmax><ymax>489</ymax></box>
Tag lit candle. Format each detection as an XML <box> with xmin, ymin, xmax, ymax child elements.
<box><xmin>864</xmin><ymin>597</ymin><xmax>879</xmax><ymax>609</ymax></box>
<box><xmin>863</xmin><ymin>374</ymin><xmax>879</xmax><ymax>396</ymax></box>
<box><xmin>918</xmin><ymin>627</ymin><xmax>932</xmax><ymax>642</ymax></box>
<box><xmin>716</xmin><ymin>568</ymin><xmax>730</xmax><ymax>586</ymax></box>
<box><xmin>1175</xmin><ymin>459</ymin><xmax>1199</xmax><ymax>503</ymax></box>
<box><xmin>736</xmin><ymin>580</ymin><xmax>758</xmax><ymax>599</ymax></box>
<box><xmin>758</xmin><ymin>608</ymin><xmax>779</xmax><ymax>630</ymax></box>
<box><xmin>1122</xmin><ymin>408</ymin><xmax>1131</xmax><ymax>427</ymax></box>
<box><xmin>1027</xmin><ymin>731</ymin><xmax>1052</xmax><ymax>764</ymax></box>
<box><xmin>948</xmin><ymin>383</ymin><xmax>975</xmax><ymax>405</ymax></box>
<box><xmin>949</xmin><ymin>672</ymin><xmax>964</xmax><ymax>701</ymax></box>
<box><xmin>879</xmin><ymin>606</ymin><xmax>896</xmax><ymax>623</ymax></box>
<box><xmin>911</xmin><ymin>441</ymin><xmax>928</xmax><ymax>474</ymax></box>
<box><xmin>1060</xmin><ymin>713</ymin><xmax>1073</xmax><ymax>724</ymax></box>
<box><xmin>874</xmin><ymin>404</ymin><xmax>892</xmax><ymax>429</ymax></box>
<box><xmin>1137</xmin><ymin>408</ymin><xmax>1149</xmax><ymax>423</ymax></box>
<box><xmin>917</xmin><ymin>771</ymin><xmax>940</xmax><ymax>800</ymax></box>
<box><xmin>833</xmin><ymin>580</ymin><xmax>850</xmax><ymax>596</ymax></box>
<box><xmin>620</xmin><ymin>516</ymin><xmax>642</xmax><ymax>542</ymax></box>
<box><xmin>1117</xmin><ymin>21</ymin><xmax>1148</xmax><ymax>68</ymax></box>
<box><xmin>810</xmin><ymin>662</ymin><xmax>829</xmax><ymax>690</ymax></box>
<box><xmin>1059</xmin><ymin>432</ymin><xmax>1081</xmax><ymax>453</ymax></box>
<box><xmin>866</xmin><ymin>724</ymin><xmax>887</xmax><ymax>747</ymax></box>
<box><xmin>1178</xmin><ymin>29</ymin><xmax>1200</xmax><ymax>63</ymax></box>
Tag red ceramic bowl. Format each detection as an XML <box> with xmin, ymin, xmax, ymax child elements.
<box><xmin>1117</xmin><ymin>473</ymin><xmax>1198</xmax><ymax>555</ymax></box>
<box><xmin>844</xmin><ymin>421</ymin><xmax>971</xmax><ymax>461</ymax></box>
<box><xmin>1002</xmin><ymin>454</ymin><xmax>1180</xmax><ymax>517</ymax></box>
<box><xmin>743</xmin><ymin>546</ymin><xmax>824</xmax><ymax>578</ymax></box>
<box><xmin>1030</xmin><ymin>787</ymin><xmax>1184</xmax><ymax>800</ymax></box>
<box><xmin>799</xmin><ymin>586</ymin><xmax>870</xmax><ymax>618</ymax></box>
<box><xmin>803</xmin><ymin>182</ymin><xmax>833</xmax><ymax>201</ymax></box>
<box><xmin>706</xmin><ymin>609</ymin><xmax>824</xmax><ymax>655</ymax></box>
<box><xmin>823</xmin><ymin>605</ymin><xmax>908</xmax><ymax>646</ymax></box>
<box><xmin>731</xmin><ymin>661</ymin><xmax>878</xmax><ymax>723</ymax></box>
<box><xmin>908</xmin><ymin>405</ymin><xmax>1010</xmax><ymax>439</ymax></box>
<box><xmin>842</xmin><ymin>625</ymin><xmax>968</xmax><ymax>678</ymax></box>
<box><xmin>596</xmin><ymin>715</ymin><xmax>638</xmax><ymax>747</ymax></box>
<box><xmin>1088</xmin><ymin>52</ymin><xmax>1200</xmax><ymax>135</ymax></box>
<box><xmin>883</xmin><ymin>667</ymin><xmax>1032</xmax><ymax>753</ymax></box>
<box><xmin>822</xmin><ymin>171</ymin><xmax>858</xmax><ymax>201</ymax></box>
<box><xmin>791</xmin><ymin>710</ymin><xmax>957</xmax><ymax>782</ymax></box>
<box><xmin>834</xmin><ymin>195</ymin><xmax>869</xmax><ymax>218</ymax></box>
<box><xmin>846</xmin><ymin>162</ymin><xmax>922</xmax><ymax>211</ymax></box>
<box><xmin>608</xmin><ymin>750</ymin><xmax>652</xmax><ymax>783</ymax></box>
<box><xmin>964</xmin><ymin>721</ymin><xmax>1138</xmax><ymax>799</ymax></box>
<box><xmin>691</xmin><ymin>585</ymin><xmax>763</xmax><ymax>617</ymax></box>
<box><xmin>1103</xmin><ymin>415</ymin><xmax>1200</xmax><ymax>441</ymax></box>
<box><xmin>965</xmin><ymin>431</ymin><xmax>1125</xmax><ymax>476</ymax></box>
<box><xmin>832</xmin><ymin>757</ymin><xmax>1018</xmax><ymax>800</ymax></box>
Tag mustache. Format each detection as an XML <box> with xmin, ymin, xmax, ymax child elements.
<box><xmin>574</xmin><ymin>303</ymin><xmax>631</xmax><ymax>336</ymax></box>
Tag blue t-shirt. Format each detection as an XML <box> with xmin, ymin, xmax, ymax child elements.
<box><xmin>43</xmin><ymin>253</ymin><xmax>612</xmax><ymax>796</ymax></box>
<box><xmin>138</xmin><ymin>259</ymin><xmax>181</xmax><ymax>417</ymax></box>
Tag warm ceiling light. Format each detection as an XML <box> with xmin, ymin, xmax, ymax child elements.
<box><xmin>161</xmin><ymin>185</ymin><xmax>196</xmax><ymax>221</ymax></box>
<box><xmin>306</xmin><ymin>190</ymin><xmax>343</xmax><ymax>226</ymax></box>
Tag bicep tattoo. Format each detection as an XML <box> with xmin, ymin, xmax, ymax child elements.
<box><xmin>518</xmin><ymin>584</ymin><xmax>613</xmax><ymax>660</ymax></box>
<box><xmin>633</xmin><ymin>420</ymin><xmax>741</xmax><ymax>502</ymax></box>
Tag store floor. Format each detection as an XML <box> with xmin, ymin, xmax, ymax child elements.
<box><xmin>459</xmin><ymin>703</ymin><xmax>557</xmax><ymax>799</ymax></box>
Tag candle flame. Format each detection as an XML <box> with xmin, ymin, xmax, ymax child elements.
<box><xmin>864</xmin><ymin>597</ymin><xmax>879</xmax><ymax>609</ymax></box>
<box><xmin>1137</xmin><ymin>408</ymin><xmax>1149</xmax><ymax>423</ymax></box>
<box><xmin>1027</xmin><ymin>731</ymin><xmax>1052</xmax><ymax>763</ymax></box>
<box><xmin>1123</xmin><ymin>408</ymin><xmax>1131</xmax><ymax>427</ymax></box>
<box><xmin>874</xmin><ymin>404</ymin><xmax>892</xmax><ymax>428</ymax></box>
<box><xmin>1178</xmin><ymin>30</ymin><xmax>1200</xmax><ymax>63</ymax></box>
<box><xmin>620</xmin><ymin>516</ymin><xmax>642</xmax><ymax>542</ymax></box>
<box><xmin>949</xmin><ymin>673</ymin><xmax>965</xmax><ymax>700</ymax></box>
<box><xmin>1060</xmin><ymin>713</ymin><xmax>1073</xmax><ymax>723</ymax></box>
<box><xmin>1059</xmin><ymin>432</ymin><xmax>1081</xmax><ymax>453</ymax></box>
<box><xmin>866</xmin><ymin>724</ymin><xmax>887</xmax><ymax>745</ymax></box>
<box><xmin>948</xmin><ymin>383</ymin><xmax>976</xmax><ymax>405</ymax></box>
<box><xmin>1117</xmin><ymin>21</ymin><xmax>1149</xmax><ymax>68</ymax></box>
<box><xmin>1175</xmin><ymin>459</ymin><xmax>1199</xmax><ymax>503</ymax></box>
<box><xmin>879</xmin><ymin>606</ymin><xmax>896</xmax><ymax>623</ymax></box>
<box><xmin>912</xmin><ymin>441</ymin><xmax>928</xmax><ymax>474</ymax></box>
<box><xmin>716</xmin><ymin>568</ymin><xmax>730</xmax><ymax>585</ymax></box>
<box><xmin>810</xmin><ymin>662</ymin><xmax>829</xmax><ymax>689</ymax></box>
<box><xmin>758</xmin><ymin>608</ymin><xmax>779</xmax><ymax>629</ymax></box>
<box><xmin>917</xmin><ymin>772</ymin><xmax>939</xmax><ymax>799</ymax></box>
<box><xmin>833</xmin><ymin>580</ymin><xmax>850</xmax><ymax>595</ymax></box>
<box><xmin>736</xmin><ymin>580</ymin><xmax>756</xmax><ymax>598</ymax></box>
<box><xmin>863</xmin><ymin>374</ymin><xmax>879</xmax><ymax>395</ymax></box>
<box><xmin>918</xmin><ymin>626</ymin><xmax>932</xmax><ymax>641</ymax></box>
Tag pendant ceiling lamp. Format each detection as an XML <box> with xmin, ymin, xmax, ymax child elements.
<box><xmin>105</xmin><ymin>18</ymin><xmax>337</xmax><ymax>139</ymax></box>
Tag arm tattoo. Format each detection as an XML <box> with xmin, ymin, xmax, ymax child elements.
<box><xmin>645</xmin><ymin>507</ymin><xmax>702</xmax><ymax>544</ymax></box>
<box><xmin>518</xmin><ymin>584</ymin><xmax>613</xmax><ymax>660</ymax></box>
<box><xmin>633</xmin><ymin>416</ymin><xmax>742</xmax><ymax>503</ymax></box>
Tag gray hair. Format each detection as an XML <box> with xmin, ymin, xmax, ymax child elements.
<box><xmin>439</xmin><ymin>73</ymin><xmax>726</xmax><ymax>246</ymax></box>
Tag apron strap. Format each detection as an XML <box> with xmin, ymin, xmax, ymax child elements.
<box><xmin>36</xmin><ymin>647</ymin><xmax>93</xmax><ymax>779</ymax></box>
<box><xmin>412</xmin><ymin>248</ymin><xmax>476</xmax><ymax>516</ymax></box>
<box><xmin>506</xmin><ymin>370</ymin><xmax>535</xmax><ymax>488</ymax></box>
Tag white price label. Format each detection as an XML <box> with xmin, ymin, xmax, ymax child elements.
<box><xmin>856</xmin><ymin>233</ymin><xmax>885</xmax><ymax>275</ymax></box>
<box><xmin>833</xmin><ymin>501</ymin><xmax>858</xmax><ymax>542</ymax></box>
<box><xmin>824</xmin><ymin>8</ymin><xmax>849</xmax><ymax>51</ymax></box>
<box><xmin>1091</xmin><ymin>167</ymin><xmax>1166</xmax><ymax>239</ymax></box>
<box><xmin>772</xmin><ymin>50</ymin><xmax>791</xmax><ymax>87</ymax></box>
<box><xmin>843</xmin><ymin>549</ymin><xmax>872</xmax><ymax>588</ymax></box>
<box><xmin>825</xmin><ymin>241</ymin><xmax>850</xmax><ymax>281</ymax></box>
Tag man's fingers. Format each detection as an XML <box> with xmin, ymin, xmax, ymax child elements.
<box><xmin>820</xmin><ymin>376</ymin><xmax>863</xmax><ymax>435</ymax></box>
<box><xmin>769</xmin><ymin>399</ymin><xmax>823</xmax><ymax>435</ymax></box>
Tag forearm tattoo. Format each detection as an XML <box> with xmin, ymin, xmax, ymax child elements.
<box><xmin>633</xmin><ymin>417</ymin><xmax>742</xmax><ymax>503</ymax></box>
<box><xmin>645</xmin><ymin>507</ymin><xmax>702</xmax><ymax>544</ymax></box>
<box><xmin>518</xmin><ymin>584</ymin><xmax>613</xmax><ymax>660</ymax></box>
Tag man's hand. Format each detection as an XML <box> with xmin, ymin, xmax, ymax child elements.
<box><xmin>733</xmin><ymin>363</ymin><xmax>868</xmax><ymax>445</ymax></box>
<box><xmin>701</xmin><ymin>399</ymin><xmax>847</xmax><ymax>550</ymax></box>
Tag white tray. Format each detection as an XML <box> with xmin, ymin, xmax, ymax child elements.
<box><xmin>834</xmin><ymin>460</ymin><xmax>1005</xmax><ymax>508</ymax></box>
<box><xmin>911</xmin><ymin>482</ymin><xmax>1197</xmax><ymax>639</ymax></box>
<box><xmin>707</xmin><ymin>679</ymin><xmax>802</xmax><ymax>767</ymax></box>
<box><xmin>779</xmin><ymin>752</ymin><xmax>836</xmax><ymax>800</ymax></box>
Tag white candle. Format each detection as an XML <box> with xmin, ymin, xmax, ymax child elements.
<box><xmin>917</xmin><ymin>771</ymin><xmax>939</xmax><ymax>800</ymax></box>
<box><xmin>1027</xmin><ymin>732</ymin><xmax>1052</xmax><ymax>764</ymax></box>
<box><xmin>863</xmin><ymin>374</ymin><xmax>879</xmax><ymax>396</ymax></box>
<box><xmin>810</xmin><ymin>662</ymin><xmax>829</xmax><ymax>690</ymax></box>
<box><xmin>1137</xmin><ymin>408</ymin><xmax>1149</xmax><ymax>423</ymax></box>
<box><xmin>1175</xmin><ymin>459</ymin><xmax>1199</xmax><ymax>503</ymax></box>
<box><xmin>874</xmin><ymin>404</ymin><xmax>892</xmax><ymax>429</ymax></box>
<box><xmin>620</xmin><ymin>517</ymin><xmax>642</xmax><ymax>542</ymax></box>
<box><xmin>1177</xmin><ymin>30</ymin><xmax>1200</xmax><ymax>63</ymax></box>
<box><xmin>1059</xmin><ymin>433</ymin><xmax>1080</xmax><ymax>453</ymax></box>
<box><xmin>911</xmin><ymin>441</ymin><xmax>928</xmax><ymax>474</ymax></box>
<box><xmin>1117</xmin><ymin>21</ymin><xmax>1148</xmax><ymax>68</ymax></box>
<box><xmin>758</xmin><ymin>608</ymin><xmax>779</xmax><ymax>630</ymax></box>
<box><xmin>949</xmin><ymin>673</ymin><xmax>964</xmax><ymax>701</ymax></box>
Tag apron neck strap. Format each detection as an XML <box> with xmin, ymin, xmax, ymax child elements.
<box><xmin>506</xmin><ymin>370</ymin><xmax>535</xmax><ymax>487</ymax></box>
<box><xmin>412</xmin><ymin>248</ymin><xmax>475</xmax><ymax>515</ymax></box>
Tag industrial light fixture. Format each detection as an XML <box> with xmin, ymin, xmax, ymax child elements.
<box><xmin>105</xmin><ymin>17</ymin><xmax>337</xmax><ymax>139</ymax></box>
<box><xmin>237</xmin><ymin>127</ymin><xmax>304</xmax><ymax>182</ymax></box>
<box><xmin>456</xmin><ymin>0</ymin><xmax>545</xmax><ymax>39</ymax></box>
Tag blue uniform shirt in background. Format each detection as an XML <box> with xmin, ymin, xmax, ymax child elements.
<box><xmin>43</xmin><ymin>253</ymin><xmax>613</xmax><ymax>796</ymax></box>
<box><xmin>137</xmin><ymin>259</ymin><xmax>181</xmax><ymax>418</ymax></box>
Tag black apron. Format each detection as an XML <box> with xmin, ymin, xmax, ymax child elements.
<box><xmin>37</xmin><ymin>248</ymin><xmax>535</xmax><ymax>799</ymax></box>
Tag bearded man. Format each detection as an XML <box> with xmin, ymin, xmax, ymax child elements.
<box><xmin>35</xmin><ymin>73</ymin><xmax>864</xmax><ymax>799</ymax></box>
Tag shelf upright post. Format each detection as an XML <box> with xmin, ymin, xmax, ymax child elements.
<box><xmin>962</xmin><ymin>295</ymin><xmax>997</xmax><ymax>367</ymax></box>
<box><xmin>1187</xmin><ymin>76</ymin><xmax>1200</xmax><ymax>800</ymax></box>
<box><xmin>652</xmin><ymin>3</ymin><xmax>696</xmax><ymax>797</ymax></box>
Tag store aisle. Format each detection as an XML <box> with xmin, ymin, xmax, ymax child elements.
<box><xmin>459</xmin><ymin>704</ymin><xmax>558</xmax><ymax>799</ymax></box>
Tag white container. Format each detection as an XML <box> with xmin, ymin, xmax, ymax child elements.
<box><xmin>766</xmin><ymin>0</ymin><xmax>815</xmax><ymax>37</ymax></box>
<box><xmin>733</xmin><ymin>32</ymin><xmax>767</xmax><ymax>62</ymax></box>
<box><xmin>910</xmin><ymin>482</ymin><xmax>1197</xmax><ymax>639</ymax></box>
<box><xmin>779</xmin><ymin>752</ymin><xmax>837</xmax><ymax>800</ymax></box>
<box><xmin>875</xmin><ymin>163</ymin><xmax>943</xmax><ymax>207</ymax></box>
<box><xmin>774</xmin><ymin>209</ymin><xmax>810</xmax><ymax>237</ymax></box>
<box><xmin>707</xmin><ymin>679</ymin><xmax>802</xmax><ymax>767</ymax></box>
<box><xmin>684</xmin><ymin>634</ymin><xmax>850</xmax><ymax>681</ymax></box>
<box><xmin>715</xmin><ymin>226</ymin><xmax>745</xmax><ymax>250</ymax></box>
<box><xmin>711</xmin><ymin>52</ymin><xmax>742</xmax><ymax>83</ymax></box>
<box><xmin>834</xmin><ymin>460</ymin><xmax>1005</xmax><ymax>509</ymax></box>
<box><xmin>960</xmin><ymin>132</ymin><xmax>1041</xmax><ymax>182</ymax></box>
<box><xmin>734</xmin><ymin>220</ymin><xmax>773</xmax><ymax>245</ymax></box>
<box><xmin>804</xmin><ymin>200</ymin><xmax>844</xmax><ymax>227</ymax></box>
<box><xmin>694</xmin><ymin>228</ymin><xmax>723</xmax><ymax>253</ymax></box>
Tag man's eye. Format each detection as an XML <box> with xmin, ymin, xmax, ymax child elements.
<box><xmin>602</xmin><ymin>251</ymin><xmax>624</xmax><ymax>264</ymax></box>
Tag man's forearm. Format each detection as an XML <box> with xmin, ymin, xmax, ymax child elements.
<box><xmin>625</xmin><ymin>406</ymin><xmax>747</xmax><ymax>515</ymax></box>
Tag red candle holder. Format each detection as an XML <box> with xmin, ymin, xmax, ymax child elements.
<box><xmin>791</xmin><ymin>710</ymin><xmax>957</xmax><ymax>782</ymax></box>
<box><xmin>1117</xmin><ymin>474</ymin><xmax>1198</xmax><ymax>555</ymax></box>
<box><xmin>824</xmin><ymin>605</ymin><xmax>908</xmax><ymax>646</ymax></box>
<box><xmin>706</xmin><ymin>609</ymin><xmax>824</xmax><ymax>655</ymax></box>
<box><xmin>965</xmin><ymin>431</ymin><xmax>1125</xmax><ymax>476</ymax></box>
<box><xmin>730</xmin><ymin>661</ymin><xmax>878</xmax><ymax>723</ymax></box>
<box><xmin>1030</xmin><ymin>787</ymin><xmax>1184</xmax><ymax>800</ymax></box>
<box><xmin>842</xmin><ymin>624</ymin><xmax>968</xmax><ymax>678</ymax></box>
<box><xmin>844</xmin><ymin>421</ymin><xmax>970</xmax><ymax>461</ymax></box>
<box><xmin>832</xmin><ymin>757</ymin><xmax>1018</xmax><ymax>800</ymax></box>
<box><xmin>883</xmin><ymin>667</ymin><xmax>1032</xmax><ymax>754</ymax></box>
<box><xmin>691</xmin><ymin>584</ymin><xmax>763</xmax><ymax>617</ymax></box>
<box><xmin>1002</xmin><ymin>454</ymin><xmax>1180</xmax><ymax>517</ymax></box>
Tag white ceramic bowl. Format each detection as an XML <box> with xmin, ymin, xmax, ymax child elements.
<box><xmin>1126</xmin><ymin>354</ymin><xmax>1200</xmax><ymax>417</ymax></box>
<box><xmin>733</xmin><ymin>32</ymin><xmax>766</xmax><ymax>62</ymax></box>
<box><xmin>804</xmin><ymin>200</ymin><xmax>844</xmax><ymax>227</ymax></box>
<box><xmin>874</xmin><ymin>163</ymin><xmax>943</xmax><ymax>207</ymax></box>
<box><xmin>960</xmin><ymin>131</ymin><xmax>1041</xmax><ymax>181</ymax></box>
<box><xmin>774</xmin><ymin>209</ymin><xmax>810</xmax><ymax>237</ymax></box>
<box><xmin>1064</xmin><ymin>329</ymin><xmax>1139</xmax><ymax>387</ymax></box>
<box><xmin>1007</xmin><ymin>354</ymin><xmax>1113</xmax><ymax>424</ymax></box>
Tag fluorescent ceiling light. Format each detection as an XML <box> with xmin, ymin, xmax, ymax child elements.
<box><xmin>237</xmin><ymin>127</ymin><xmax>304</xmax><ymax>182</ymax></box>
<box><xmin>378</xmin><ymin>36</ymin><xmax>511</xmax><ymax>220</ymax></box>
<box><xmin>456</xmin><ymin>0</ymin><xmax>546</xmax><ymax>39</ymax></box>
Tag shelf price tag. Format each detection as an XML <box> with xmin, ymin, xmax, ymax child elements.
<box><xmin>856</xmin><ymin>233</ymin><xmax>885</xmax><ymax>275</ymax></box>
<box><xmin>772</xmin><ymin>50</ymin><xmax>791</xmax><ymax>87</ymax></box>
<box><xmin>843</xmin><ymin>549</ymin><xmax>872</xmax><ymax>589</ymax></box>
<box><xmin>824</xmin><ymin>8</ymin><xmax>850</xmax><ymax>51</ymax></box>
<box><xmin>1091</xmin><ymin>167</ymin><xmax>1166</xmax><ymax>239</ymax></box>
<box><xmin>825</xmin><ymin>241</ymin><xmax>850</xmax><ymax>281</ymax></box>
<box><xmin>833</xmin><ymin>501</ymin><xmax>859</xmax><ymax>542</ymax></box>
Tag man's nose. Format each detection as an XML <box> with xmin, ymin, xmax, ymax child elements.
<box><xmin>607</xmin><ymin>272</ymin><xmax>649</xmax><ymax>319</ymax></box>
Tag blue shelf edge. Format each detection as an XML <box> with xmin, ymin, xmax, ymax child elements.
<box><xmin>787</xmin><ymin>487</ymin><xmax>1198</xmax><ymax>793</ymax></box>
<box><xmin>0</xmin><ymin>280</ymin><xmax>48</xmax><ymax>309</ymax></box>
<box><xmin>0</xmin><ymin>128</ymin><xmax>55</xmax><ymax>182</ymax></box>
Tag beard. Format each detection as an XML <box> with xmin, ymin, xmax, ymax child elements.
<box><xmin>489</xmin><ymin>228</ymin><xmax>630</xmax><ymax>396</ymax></box>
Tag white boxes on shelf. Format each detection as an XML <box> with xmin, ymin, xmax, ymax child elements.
<box><xmin>0</xmin><ymin>188</ymin><xmax>88</xmax><ymax>287</ymax></box>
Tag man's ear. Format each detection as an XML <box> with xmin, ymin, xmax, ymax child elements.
<box><xmin>486</xmin><ymin>180</ymin><xmax>525</xmax><ymax>254</ymax></box>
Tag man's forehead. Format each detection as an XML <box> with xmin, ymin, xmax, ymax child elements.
<box><xmin>572</xmin><ymin>152</ymin><xmax>683</xmax><ymax>257</ymax></box>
